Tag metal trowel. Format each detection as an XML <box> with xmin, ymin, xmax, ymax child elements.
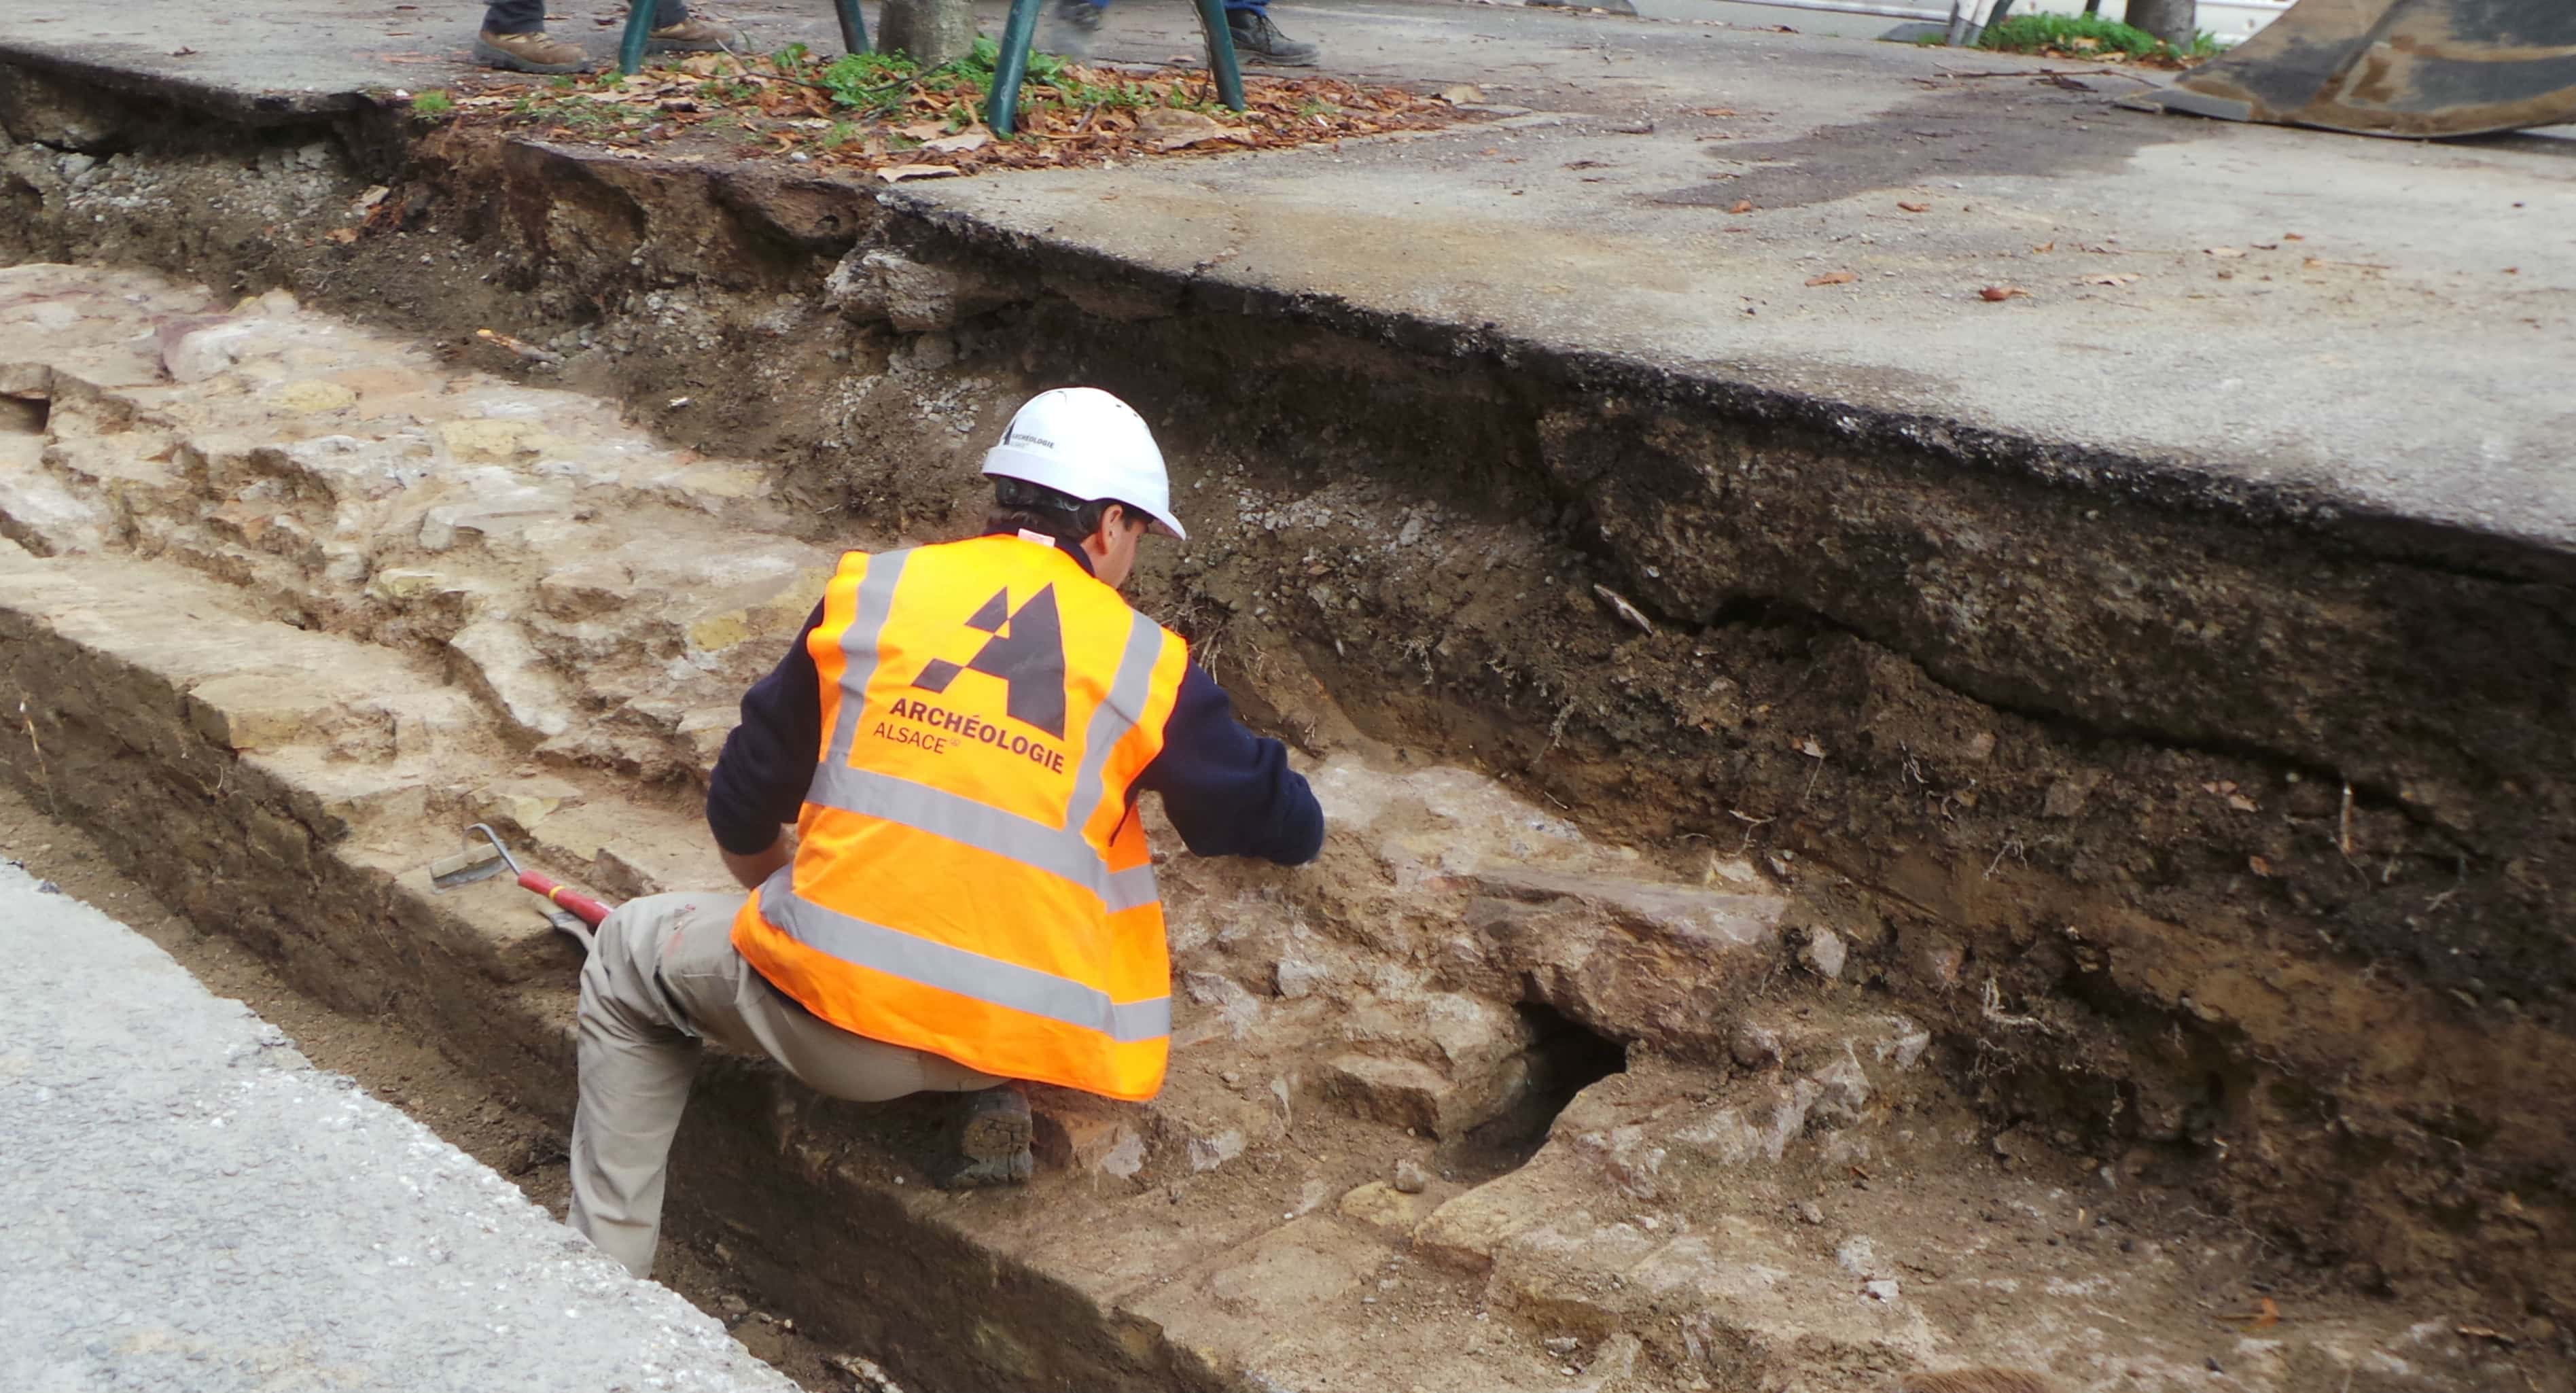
<box><xmin>428</xmin><ymin>823</ymin><xmax>611</xmax><ymax>953</ymax></box>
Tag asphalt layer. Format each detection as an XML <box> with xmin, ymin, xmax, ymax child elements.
<box><xmin>3</xmin><ymin>0</ymin><xmax>2572</xmax><ymax>550</ymax></box>
<box><xmin>0</xmin><ymin>860</ymin><xmax>795</xmax><ymax>1393</ymax></box>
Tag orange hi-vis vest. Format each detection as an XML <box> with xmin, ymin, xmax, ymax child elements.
<box><xmin>730</xmin><ymin>533</ymin><xmax>1190</xmax><ymax>1101</ymax></box>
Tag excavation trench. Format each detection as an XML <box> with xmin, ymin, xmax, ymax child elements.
<box><xmin>0</xmin><ymin>53</ymin><xmax>2569</xmax><ymax>1392</ymax></box>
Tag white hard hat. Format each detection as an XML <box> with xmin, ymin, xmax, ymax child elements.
<box><xmin>981</xmin><ymin>387</ymin><xmax>1187</xmax><ymax>542</ymax></box>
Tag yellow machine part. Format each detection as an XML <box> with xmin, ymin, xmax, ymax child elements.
<box><xmin>2157</xmin><ymin>0</ymin><xmax>2576</xmax><ymax>137</ymax></box>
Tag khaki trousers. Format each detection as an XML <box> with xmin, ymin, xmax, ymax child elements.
<box><xmin>567</xmin><ymin>889</ymin><xmax>1001</xmax><ymax>1278</ymax></box>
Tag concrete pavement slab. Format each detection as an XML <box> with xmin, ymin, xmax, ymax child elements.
<box><xmin>0</xmin><ymin>860</ymin><xmax>795</xmax><ymax>1393</ymax></box>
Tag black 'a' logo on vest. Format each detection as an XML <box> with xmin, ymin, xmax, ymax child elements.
<box><xmin>911</xmin><ymin>585</ymin><xmax>1069</xmax><ymax>739</ymax></box>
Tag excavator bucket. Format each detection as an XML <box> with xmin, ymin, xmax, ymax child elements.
<box><xmin>2156</xmin><ymin>0</ymin><xmax>2576</xmax><ymax>138</ymax></box>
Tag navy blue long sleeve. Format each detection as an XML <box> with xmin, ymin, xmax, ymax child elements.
<box><xmin>707</xmin><ymin>590</ymin><xmax>1322</xmax><ymax>866</ymax></box>
<box><xmin>1137</xmin><ymin>666</ymin><xmax>1322</xmax><ymax>863</ymax></box>
<box><xmin>705</xmin><ymin>601</ymin><xmax>826</xmax><ymax>856</ymax></box>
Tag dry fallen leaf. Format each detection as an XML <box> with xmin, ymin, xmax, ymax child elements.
<box><xmin>875</xmin><ymin>163</ymin><xmax>962</xmax><ymax>183</ymax></box>
<box><xmin>2080</xmin><ymin>272</ymin><xmax>2140</xmax><ymax>286</ymax></box>
<box><xmin>1153</xmin><ymin>130</ymin><xmax>1243</xmax><ymax>152</ymax></box>
<box><xmin>1439</xmin><ymin>83</ymin><xmax>1487</xmax><ymax>104</ymax></box>
<box><xmin>323</xmin><ymin>227</ymin><xmax>361</xmax><ymax>245</ymax></box>
<box><xmin>1805</xmin><ymin>270</ymin><xmax>1856</xmax><ymax>286</ymax></box>
<box><xmin>1979</xmin><ymin>285</ymin><xmax>2029</xmax><ymax>302</ymax></box>
<box><xmin>2205</xmin><ymin>246</ymin><xmax>2246</xmax><ymax>258</ymax></box>
<box><xmin>2282</xmin><ymin>232</ymin><xmax>2306</xmax><ymax>241</ymax></box>
<box><xmin>2220</xmin><ymin>1297</ymin><xmax>2282</xmax><ymax>1329</ymax></box>
<box><xmin>1897</xmin><ymin>200</ymin><xmax>1930</xmax><ymax>213</ymax></box>
<box><xmin>1136</xmin><ymin>108</ymin><xmax>1223</xmax><ymax>136</ymax></box>
<box><xmin>922</xmin><ymin>130</ymin><xmax>990</xmax><ymax>154</ymax></box>
<box><xmin>2248</xmin><ymin>855</ymin><xmax>2273</xmax><ymax>877</ymax></box>
<box><xmin>2031</xmin><ymin>240</ymin><xmax>2055</xmax><ymax>253</ymax></box>
<box><xmin>474</xmin><ymin>328</ymin><xmax>561</xmax><ymax>365</ymax></box>
<box><xmin>1729</xmin><ymin>199</ymin><xmax>1753</xmax><ymax>214</ymax></box>
<box><xmin>2227</xmin><ymin>794</ymin><xmax>2259</xmax><ymax>812</ymax></box>
<box><xmin>1695</xmin><ymin>106</ymin><xmax>1737</xmax><ymax>116</ymax></box>
<box><xmin>1796</xmin><ymin>737</ymin><xmax>1825</xmax><ymax>759</ymax></box>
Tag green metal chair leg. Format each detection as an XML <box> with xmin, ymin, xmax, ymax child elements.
<box><xmin>985</xmin><ymin>0</ymin><xmax>1047</xmax><ymax>137</ymax></box>
<box><xmin>617</xmin><ymin>0</ymin><xmax>657</xmax><ymax>75</ymax></box>
<box><xmin>1191</xmin><ymin>0</ymin><xmax>1247</xmax><ymax>112</ymax></box>
<box><xmin>834</xmin><ymin>0</ymin><xmax>871</xmax><ymax>55</ymax></box>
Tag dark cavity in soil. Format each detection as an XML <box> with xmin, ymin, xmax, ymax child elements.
<box><xmin>1445</xmin><ymin>1004</ymin><xmax>1629</xmax><ymax>1182</ymax></box>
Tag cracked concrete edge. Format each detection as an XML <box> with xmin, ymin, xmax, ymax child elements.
<box><xmin>873</xmin><ymin>182</ymin><xmax>2576</xmax><ymax>585</ymax></box>
<box><xmin>5</xmin><ymin>34</ymin><xmax>2566</xmax><ymax>583</ymax></box>
<box><xmin>0</xmin><ymin>41</ymin><xmax>385</xmax><ymax>124</ymax></box>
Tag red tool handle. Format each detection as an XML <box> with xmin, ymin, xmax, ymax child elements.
<box><xmin>518</xmin><ymin>870</ymin><xmax>612</xmax><ymax>928</ymax></box>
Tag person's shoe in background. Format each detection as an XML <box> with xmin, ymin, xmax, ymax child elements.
<box><xmin>474</xmin><ymin>29</ymin><xmax>591</xmax><ymax>73</ymax></box>
<box><xmin>648</xmin><ymin>16</ymin><xmax>749</xmax><ymax>52</ymax></box>
<box><xmin>1047</xmin><ymin>0</ymin><xmax>1107</xmax><ymax>59</ymax></box>
<box><xmin>1226</xmin><ymin>9</ymin><xmax>1318</xmax><ymax>65</ymax></box>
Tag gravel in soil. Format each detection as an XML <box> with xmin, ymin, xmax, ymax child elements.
<box><xmin>0</xmin><ymin>779</ymin><xmax>860</xmax><ymax>1393</ymax></box>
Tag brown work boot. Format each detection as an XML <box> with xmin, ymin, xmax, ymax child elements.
<box><xmin>474</xmin><ymin>29</ymin><xmax>591</xmax><ymax>74</ymax></box>
<box><xmin>931</xmin><ymin>1086</ymin><xmax>1034</xmax><ymax>1190</ymax></box>
<box><xmin>648</xmin><ymin>17</ymin><xmax>750</xmax><ymax>52</ymax></box>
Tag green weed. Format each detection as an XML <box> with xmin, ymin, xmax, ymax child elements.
<box><xmin>545</xmin><ymin>96</ymin><xmax>615</xmax><ymax>132</ymax></box>
<box><xmin>410</xmin><ymin>89</ymin><xmax>455</xmax><ymax>116</ymax></box>
<box><xmin>1977</xmin><ymin>12</ymin><xmax>2217</xmax><ymax>60</ymax></box>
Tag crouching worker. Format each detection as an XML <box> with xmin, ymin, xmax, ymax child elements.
<box><xmin>566</xmin><ymin>387</ymin><xmax>1325</xmax><ymax>1278</ymax></box>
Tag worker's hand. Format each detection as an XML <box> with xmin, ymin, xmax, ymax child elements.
<box><xmin>720</xmin><ymin>834</ymin><xmax>790</xmax><ymax>890</ymax></box>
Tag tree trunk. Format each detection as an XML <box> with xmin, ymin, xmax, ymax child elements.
<box><xmin>2125</xmin><ymin>0</ymin><xmax>2195</xmax><ymax>46</ymax></box>
<box><xmin>879</xmin><ymin>0</ymin><xmax>978</xmax><ymax>67</ymax></box>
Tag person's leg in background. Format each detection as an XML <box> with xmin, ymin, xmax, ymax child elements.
<box><xmin>1051</xmin><ymin>0</ymin><xmax>1320</xmax><ymax>66</ymax></box>
<box><xmin>1049</xmin><ymin>0</ymin><xmax>1110</xmax><ymax>60</ymax></box>
<box><xmin>1224</xmin><ymin>0</ymin><xmax>1320</xmax><ymax>65</ymax></box>
<box><xmin>475</xmin><ymin>0</ymin><xmax>745</xmax><ymax>73</ymax></box>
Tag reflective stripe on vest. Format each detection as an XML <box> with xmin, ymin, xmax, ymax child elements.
<box><xmin>758</xmin><ymin>872</ymin><xmax>1172</xmax><ymax>1042</ymax></box>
